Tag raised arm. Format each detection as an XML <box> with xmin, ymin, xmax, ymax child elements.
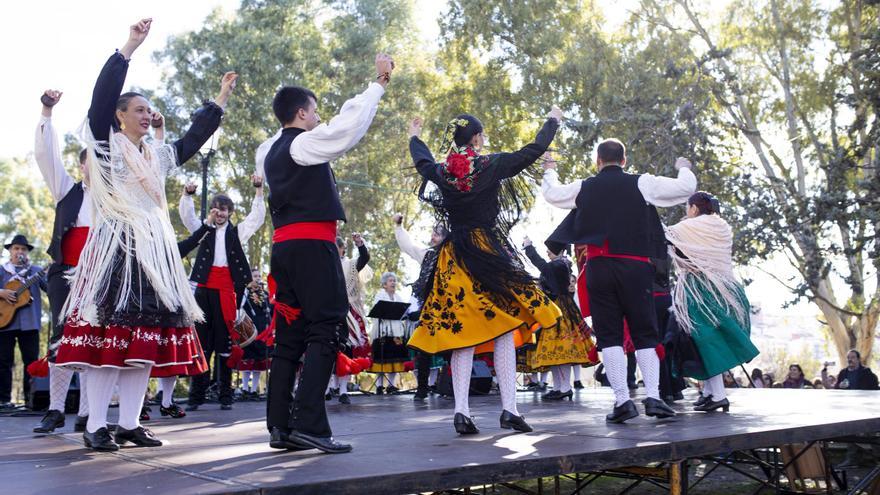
<box><xmin>35</xmin><ymin>91</ymin><xmax>75</xmax><ymax>203</ymax></box>
<box><xmin>170</xmin><ymin>72</ymin><xmax>236</xmax><ymax>165</ymax></box>
<box><xmin>637</xmin><ymin>158</ymin><xmax>697</xmax><ymax>207</ymax></box>
<box><xmin>494</xmin><ymin>109</ymin><xmax>562</xmax><ymax>179</ymax></box>
<box><xmin>393</xmin><ymin>216</ymin><xmax>428</xmax><ymax>265</ymax></box>
<box><xmin>237</xmin><ymin>176</ymin><xmax>267</xmax><ymax>245</ymax></box>
<box><xmin>354</xmin><ymin>234</ymin><xmax>370</xmax><ymax>272</ymax></box>
<box><xmin>179</xmin><ymin>185</ymin><xmax>202</xmax><ymax>234</ymax></box>
<box><xmin>540</xmin><ymin>165</ymin><xmax>581</xmax><ymax>209</ymax></box>
<box><xmin>408</xmin><ymin>118</ymin><xmax>440</xmax><ymax>182</ymax></box>
<box><xmin>523</xmin><ymin>241</ymin><xmax>550</xmax><ymax>274</ymax></box>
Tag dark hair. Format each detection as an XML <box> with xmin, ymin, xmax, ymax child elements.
<box><xmin>789</xmin><ymin>364</ymin><xmax>804</xmax><ymax>378</ymax></box>
<box><xmin>273</xmin><ymin>86</ymin><xmax>317</xmax><ymax>125</ymax></box>
<box><xmin>432</xmin><ymin>223</ymin><xmax>449</xmax><ymax>239</ymax></box>
<box><xmin>848</xmin><ymin>349</ymin><xmax>861</xmax><ymax>360</ymax></box>
<box><xmin>79</xmin><ymin>148</ymin><xmax>88</xmax><ymax>164</ymax></box>
<box><xmin>210</xmin><ymin>194</ymin><xmax>234</xmax><ymax>212</ymax></box>
<box><xmin>688</xmin><ymin>191</ymin><xmax>718</xmax><ymax>215</ymax></box>
<box><xmin>597</xmin><ymin>139</ymin><xmax>625</xmax><ymax>164</ymax></box>
<box><xmin>115</xmin><ymin>92</ymin><xmax>147</xmax><ymax>129</ymax></box>
<box><xmin>453</xmin><ymin>114</ymin><xmax>484</xmax><ymax>146</ymax></box>
<box><xmin>751</xmin><ymin>368</ymin><xmax>763</xmax><ymax>379</ymax></box>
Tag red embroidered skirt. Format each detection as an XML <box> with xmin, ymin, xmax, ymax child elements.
<box><xmin>56</xmin><ymin>323</ymin><xmax>207</xmax><ymax>376</ymax></box>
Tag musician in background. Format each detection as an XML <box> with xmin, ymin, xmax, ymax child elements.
<box><xmin>0</xmin><ymin>235</ymin><xmax>47</xmax><ymax>409</ymax></box>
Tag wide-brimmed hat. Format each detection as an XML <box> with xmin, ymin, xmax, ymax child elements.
<box><xmin>4</xmin><ymin>234</ymin><xmax>34</xmax><ymax>251</ymax></box>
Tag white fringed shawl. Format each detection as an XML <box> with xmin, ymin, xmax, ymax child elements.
<box><xmin>62</xmin><ymin>123</ymin><xmax>203</xmax><ymax>326</ymax></box>
<box><xmin>666</xmin><ymin>214</ymin><xmax>746</xmax><ymax>335</ymax></box>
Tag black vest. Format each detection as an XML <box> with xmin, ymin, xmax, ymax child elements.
<box><xmin>189</xmin><ymin>223</ymin><xmax>253</xmax><ymax>298</ymax></box>
<box><xmin>547</xmin><ymin>167</ymin><xmax>666</xmax><ymax>258</ymax></box>
<box><xmin>264</xmin><ymin>127</ymin><xmax>346</xmax><ymax>228</ymax></box>
<box><xmin>47</xmin><ymin>182</ymin><xmax>85</xmax><ymax>275</ymax></box>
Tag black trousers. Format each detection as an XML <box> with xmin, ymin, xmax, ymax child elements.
<box><xmin>415</xmin><ymin>351</ymin><xmax>431</xmax><ymax>394</ymax></box>
<box><xmin>0</xmin><ymin>330</ymin><xmax>40</xmax><ymax>403</ymax></box>
<box><xmin>188</xmin><ymin>288</ymin><xmax>233</xmax><ymax>405</ymax></box>
<box><xmin>46</xmin><ymin>264</ymin><xmax>72</xmax><ymax>362</ymax></box>
<box><xmin>266</xmin><ymin>239</ymin><xmax>347</xmax><ymax>438</ymax></box>
<box><xmin>654</xmin><ymin>293</ymin><xmax>687</xmax><ymax>397</ymax></box>
<box><xmin>586</xmin><ymin>257</ymin><xmax>659</xmax><ymax>350</ymax></box>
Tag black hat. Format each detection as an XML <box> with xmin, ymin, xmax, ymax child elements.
<box><xmin>4</xmin><ymin>234</ymin><xmax>34</xmax><ymax>251</ymax></box>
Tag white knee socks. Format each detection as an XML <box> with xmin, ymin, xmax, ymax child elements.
<box><xmin>556</xmin><ymin>365</ymin><xmax>572</xmax><ymax>393</ymax></box>
<box><xmin>116</xmin><ymin>366</ymin><xmax>152</xmax><ymax>431</ymax></box>
<box><xmin>159</xmin><ymin>376</ymin><xmax>176</xmax><ymax>407</ymax></box>
<box><xmin>337</xmin><ymin>374</ymin><xmax>349</xmax><ymax>394</ymax></box>
<box><xmin>601</xmin><ymin>346</ymin><xmax>630</xmax><ymax>406</ymax></box>
<box><xmin>451</xmin><ymin>347</ymin><xmax>475</xmax><ymax>417</ymax></box>
<box><xmin>77</xmin><ymin>372</ymin><xmax>89</xmax><ymax>417</ymax></box>
<box><xmin>428</xmin><ymin>368</ymin><xmax>439</xmax><ymax>387</ymax></box>
<box><xmin>48</xmin><ymin>363</ymin><xmax>75</xmax><ymax>412</ymax></box>
<box><xmin>241</xmin><ymin>370</ymin><xmax>253</xmax><ymax>392</ymax></box>
<box><xmin>251</xmin><ymin>371</ymin><xmax>262</xmax><ymax>393</ymax></box>
<box><xmin>86</xmin><ymin>367</ymin><xmax>120</xmax><ymax>433</ymax></box>
<box><xmin>705</xmin><ymin>374</ymin><xmax>726</xmax><ymax>400</ymax></box>
<box><xmin>388</xmin><ymin>372</ymin><xmax>398</xmax><ymax>388</ymax></box>
<box><xmin>494</xmin><ymin>332</ymin><xmax>519</xmax><ymax>415</ymax></box>
<box><xmin>634</xmin><ymin>348</ymin><xmax>660</xmax><ymax>400</ymax></box>
<box><xmin>572</xmin><ymin>364</ymin><xmax>582</xmax><ymax>381</ymax></box>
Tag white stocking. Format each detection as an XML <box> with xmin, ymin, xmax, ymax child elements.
<box><xmin>85</xmin><ymin>367</ymin><xmax>119</xmax><ymax>433</ymax></box>
<box><xmin>705</xmin><ymin>374</ymin><xmax>726</xmax><ymax>400</ymax></box>
<box><xmin>451</xmin><ymin>346</ymin><xmax>475</xmax><ymax>417</ymax></box>
<box><xmin>428</xmin><ymin>368</ymin><xmax>439</xmax><ymax>387</ymax></box>
<box><xmin>550</xmin><ymin>366</ymin><xmax>562</xmax><ymax>389</ymax></box>
<box><xmin>116</xmin><ymin>366</ymin><xmax>152</xmax><ymax>430</ymax></box>
<box><xmin>540</xmin><ymin>371</ymin><xmax>550</xmax><ymax>385</ymax></box>
<box><xmin>337</xmin><ymin>374</ymin><xmax>350</xmax><ymax>394</ymax></box>
<box><xmin>557</xmin><ymin>365</ymin><xmax>572</xmax><ymax>393</ymax></box>
<box><xmin>572</xmin><ymin>364</ymin><xmax>582</xmax><ymax>381</ymax></box>
<box><xmin>48</xmin><ymin>363</ymin><xmax>75</xmax><ymax>412</ymax></box>
<box><xmin>77</xmin><ymin>372</ymin><xmax>89</xmax><ymax>417</ymax></box>
<box><xmin>159</xmin><ymin>376</ymin><xmax>176</xmax><ymax>407</ymax></box>
<box><xmin>251</xmin><ymin>371</ymin><xmax>262</xmax><ymax>393</ymax></box>
<box><xmin>635</xmin><ymin>348</ymin><xmax>660</xmax><ymax>400</ymax></box>
<box><xmin>375</xmin><ymin>374</ymin><xmax>385</xmax><ymax>389</ymax></box>
<box><xmin>241</xmin><ymin>370</ymin><xmax>252</xmax><ymax>391</ymax></box>
<box><xmin>601</xmin><ymin>346</ymin><xmax>630</xmax><ymax>406</ymax></box>
<box><xmin>494</xmin><ymin>332</ymin><xmax>519</xmax><ymax>415</ymax></box>
<box><xmin>388</xmin><ymin>372</ymin><xmax>398</xmax><ymax>388</ymax></box>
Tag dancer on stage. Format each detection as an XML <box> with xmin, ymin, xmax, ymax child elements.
<box><xmin>55</xmin><ymin>18</ymin><xmax>234</xmax><ymax>451</ymax></box>
<box><xmin>260</xmin><ymin>53</ymin><xmax>395</xmax><ymax>454</ymax></box>
<box><xmin>239</xmin><ymin>270</ymin><xmax>272</xmax><ymax>400</ymax></box>
<box><xmin>330</xmin><ymin>233</ymin><xmax>372</xmax><ymax>404</ymax></box>
<box><xmin>543</xmin><ymin>139</ymin><xmax>695</xmax><ymax>423</ymax></box>
<box><xmin>179</xmin><ymin>178</ymin><xmax>265</xmax><ymax>411</ymax></box>
<box><xmin>366</xmin><ymin>272</ymin><xmax>409</xmax><ymax>394</ymax></box>
<box><xmin>32</xmin><ymin>91</ymin><xmax>91</xmax><ymax>433</ymax></box>
<box><xmin>392</xmin><ymin>213</ymin><xmax>448</xmax><ymax>401</ymax></box>
<box><xmin>665</xmin><ymin>192</ymin><xmax>758</xmax><ymax>412</ymax></box>
<box><xmin>407</xmin><ymin>109</ymin><xmax>563</xmax><ymax>435</ymax></box>
<box><xmin>521</xmin><ymin>235</ymin><xmax>597</xmax><ymax>400</ymax></box>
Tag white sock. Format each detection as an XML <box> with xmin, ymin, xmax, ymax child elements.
<box><xmin>388</xmin><ymin>372</ymin><xmax>398</xmax><ymax>388</ymax></box>
<box><xmin>550</xmin><ymin>366</ymin><xmax>561</xmax><ymax>389</ymax></box>
<box><xmin>572</xmin><ymin>365</ymin><xmax>582</xmax><ymax>381</ymax></box>
<box><xmin>251</xmin><ymin>371</ymin><xmax>262</xmax><ymax>393</ymax></box>
<box><xmin>48</xmin><ymin>363</ymin><xmax>75</xmax><ymax>412</ymax></box>
<box><xmin>601</xmin><ymin>346</ymin><xmax>630</xmax><ymax>406</ymax></box>
<box><xmin>540</xmin><ymin>371</ymin><xmax>550</xmax><ymax>385</ymax></box>
<box><xmin>375</xmin><ymin>374</ymin><xmax>385</xmax><ymax>389</ymax></box>
<box><xmin>635</xmin><ymin>348</ymin><xmax>660</xmax><ymax>400</ymax></box>
<box><xmin>117</xmin><ymin>366</ymin><xmax>152</xmax><ymax>431</ymax></box>
<box><xmin>706</xmin><ymin>374</ymin><xmax>726</xmax><ymax>400</ymax></box>
<box><xmin>451</xmin><ymin>347</ymin><xmax>475</xmax><ymax>417</ymax></box>
<box><xmin>241</xmin><ymin>370</ymin><xmax>252</xmax><ymax>392</ymax></box>
<box><xmin>337</xmin><ymin>374</ymin><xmax>350</xmax><ymax>394</ymax></box>
<box><xmin>494</xmin><ymin>332</ymin><xmax>519</xmax><ymax>415</ymax></box>
<box><xmin>77</xmin><ymin>372</ymin><xmax>89</xmax><ymax>417</ymax></box>
<box><xmin>428</xmin><ymin>368</ymin><xmax>439</xmax><ymax>387</ymax></box>
<box><xmin>530</xmin><ymin>373</ymin><xmax>538</xmax><ymax>383</ymax></box>
<box><xmin>557</xmin><ymin>365</ymin><xmax>572</xmax><ymax>393</ymax></box>
<box><xmin>86</xmin><ymin>368</ymin><xmax>119</xmax><ymax>433</ymax></box>
<box><xmin>159</xmin><ymin>376</ymin><xmax>176</xmax><ymax>408</ymax></box>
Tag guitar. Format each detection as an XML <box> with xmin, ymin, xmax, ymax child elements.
<box><xmin>0</xmin><ymin>269</ymin><xmax>44</xmax><ymax>329</ymax></box>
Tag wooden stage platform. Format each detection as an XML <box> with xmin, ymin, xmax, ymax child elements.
<box><xmin>1</xmin><ymin>388</ymin><xmax>878</xmax><ymax>494</ymax></box>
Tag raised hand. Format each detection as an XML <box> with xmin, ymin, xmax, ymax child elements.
<box><xmin>120</xmin><ymin>18</ymin><xmax>152</xmax><ymax>59</ymax></box>
<box><xmin>392</xmin><ymin>213</ymin><xmax>403</xmax><ymax>225</ymax></box>
<box><xmin>215</xmin><ymin>71</ymin><xmax>238</xmax><ymax>109</ymax></box>
<box><xmin>548</xmin><ymin>106</ymin><xmax>564</xmax><ymax>122</ymax></box>
<box><xmin>375</xmin><ymin>53</ymin><xmax>395</xmax><ymax>86</ymax></box>
<box><xmin>251</xmin><ymin>174</ymin><xmax>264</xmax><ymax>192</ymax></box>
<box><xmin>150</xmin><ymin>110</ymin><xmax>164</xmax><ymax>129</ymax></box>
<box><xmin>408</xmin><ymin>117</ymin><xmax>423</xmax><ymax>138</ymax></box>
<box><xmin>184</xmin><ymin>182</ymin><xmax>197</xmax><ymax>196</ymax></box>
<box><xmin>352</xmin><ymin>233</ymin><xmax>365</xmax><ymax>247</ymax></box>
<box><xmin>674</xmin><ymin>157</ymin><xmax>693</xmax><ymax>170</ymax></box>
<box><xmin>41</xmin><ymin>90</ymin><xmax>62</xmax><ymax>117</ymax></box>
<box><xmin>207</xmin><ymin>207</ymin><xmax>219</xmax><ymax>226</ymax></box>
<box><xmin>522</xmin><ymin>236</ymin><xmax>533</xmax><ymax>248</ymax></box>
<box><xmin>541</xmin><ymin>151</ymin><xmax>557</xmax><ymax>171</ymax></box>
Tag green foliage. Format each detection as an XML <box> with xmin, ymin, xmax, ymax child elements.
<box><xmin>0</xmin><ymin>158</ymin><xmax>55</xmax><ymax>268</ymax></box>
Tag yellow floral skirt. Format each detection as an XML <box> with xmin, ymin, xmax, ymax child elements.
<box><xmin>408</xmin><ymin>241</ymin><xmax>561</xmax><ymax>355</ymax></box>
<box><xmin>526</xmin><ymin>316</ymin><xmax>598</xmax><ymax>370</ymax></box>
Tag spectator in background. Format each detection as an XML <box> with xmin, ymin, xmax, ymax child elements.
<box><xmin>750</xmin><ymin>368</ymin><xmax>764</xmax><ymax>388</ymax></box>
<box><xmin>762</xmin><ymin>373</ymin><xmax>775</xmax><ymax>388</ymax></box>
<box><xmin>722</xmin><ymin>371</ymin><xmax>740</xmax><ymax>388</ymax></box>
<box><xmin>826</xmin><ymin>351</ymin><xmax>879</xmax><ymax>391</ymax></box>
<box><xmin>812</xmin><ymin>378</ymin><xmax>824</xmax><ymax>389</ymax></box>
<box><xmin>783</xmin><ymin>364</ymin><xmax>807</xmax><ymax>389</ymax></box>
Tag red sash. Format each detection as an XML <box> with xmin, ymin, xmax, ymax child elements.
<box><xmin>584</xmin><ymin>241</ymin><xmax>651</xmax><ymax>263</ymax></box>
<box><xmin>272</xmin><ymin>221</ymin><xmax>337</xmax><ymax>243</ymax></box>
<box><xmin>198</xmin><ymin>266</ymin><xmax>236</xmax><ymax>337</ymax></box>
<box><xmin>61</xmin><ymin>227</ymin><xmax>90</xmax><ymax>266</ymax></box>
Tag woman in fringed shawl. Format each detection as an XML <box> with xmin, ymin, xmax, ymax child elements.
<box><xmin>55</xmin><ymin>19</ymin><xmax>236</xmax><ymax>451</ymax></box>
<box><xmin>666</xmin><ymin>192</ymin><xmax>759</xmax><ymax>413</ymax></box>
<box><xmin>406</xmin><ymin>109</ymin><xmax>563</xmax><ymax>435</ymax></box>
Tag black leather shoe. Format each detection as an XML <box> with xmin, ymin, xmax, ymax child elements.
<box><xmin>338</xmin><ymin>394</ymin><xmax>351</xmax><ymax>405</ymax></box>
<box><xmin>159</xmin><ymin>404</ymin><xmax>186</xmax><ymax>418</ymax></box>
<box><xmin>269</xmin><ymin>427</ymin><xmax>310</xmax><ymax>450</ymax></box>
<box><xmin>453</xmin><ymin>412</ymin><xmax>479</xmax><ymax>435</ymax></box>
<box><xmin>643</xmin><ymin>397</ymin><xmax>676</xmax><ymax>418</ymax></box>
<box><xmin>74</xmin><ymin>415</ymin><xmax>88</xmax><ymax>433</ymax></box>
<box><xmin>543</xmin><ymin>390</ymin><xmax>573</xmax><ymax>401</ymax></box>
<box><xmin>499</xmin><ymin>410</ymin><xmax>533</xmax><ymax>433</ymax></box>
<box><xmin>573</xmin><ymin>380</ymin><xmax>585</xmax><ymax>390</ymax></box>
<box><xmin>606</xmin><ymin>400</ymin><xmax>639</xmax><ymax>423</ymax></box>
<box><xmin>84</xmin><ymin>427</ymin><xmax>120</xmax><ymax>451</ymax></box>
<box><xmin>34</xmin><ymin>409</ymin><xmax>65</xmax><ymax>433</ymax></box>
<box><xmin>386</xmin><ymin>385</ymin><xmax>400</xmax><ymax>395</ymax></box>
<box><xmin>289</xmin><ymin>431</ymin><xmax>352</xmax><ymax>454</ymax></box>
<box><xmin>115</xmin><ymin>426</ymin><xmax>162</xmax><ymax>447</ymax></box>
<box><xmin>375</xmin><ymin>386</ymin><xmax>384</xmax><ymax>395</ymax></box>
<box><xmin>220</xmin><ymin>403</ymin><xmax>232</xmax><ymax>411</ymax></box>
<box><xmin>673</xmin><ymin>391</ymin><xmax>684</xmax><ymax>401</ymax></box>
<box><xmin>324</xmin><ymin>392</ymin><xmax>332</xmax><ymax>401</ymax></box>
<box><xmin>693</xmin><ymin>393</ymin><xmax>709</xmax><ymax>407</ymax></box>
<box><xmin>139</xmin><ymin>406</ymin><xmax>151</xmax><ymax>421</ymax></box>
<box><xmin>694</xmin><ymin>397</ymin><xmax>730</xmax><ymax>413</ymax></box>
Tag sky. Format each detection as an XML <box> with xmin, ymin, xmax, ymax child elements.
<box><xmin>0</xmin><ymin>1</ymin><xmax>832</xmax><ymax>349</ymax></box>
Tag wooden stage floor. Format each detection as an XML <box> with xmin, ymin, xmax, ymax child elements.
<box><xmin>1</xmin><ymin>388</ymin><xmax>878</xmax><ymax>494</ymax></box>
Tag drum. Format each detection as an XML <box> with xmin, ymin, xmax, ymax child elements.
<box><xmin>233</xmin><ymin>312</ymin><xmax>257</xmax><ymax>347</ymax></box>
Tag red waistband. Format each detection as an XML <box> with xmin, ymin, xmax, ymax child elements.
<box><xmin>198</xmin><ymin>266</ymin><xmax>235</xmax><ymax>292</ymax></box>
<box><xmin>273</xmin><ymin>221</ymin><xmax>337</xmax><ymax>244</ymax></box>
<box><xmin>61</xmin><ymin>227</ymin><xmax>90</xmax><ymax>266</ymax></box>
<box><xmin>585</xmin><ymin>242</ymin><xmax>651</xmax><ymax>263</ymax></box>
<box><xmin>653</xmin><ymin>291</ymin><xmax>670</xmax><ymax>297</ymax></box>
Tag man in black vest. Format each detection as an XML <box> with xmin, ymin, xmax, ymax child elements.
<box><xmin>542</xmin><ymin>140</ymin><xmax>696</xmax><ymax>423</ymax></box>
<box><xmin>31</xmin><ymin>90</ymin><xmax>92</xmax><ymax>432</ymax></box>
<box><xmin>258</xmin><ymin>53</ymin><xmax>394</xmax><ymax>454</ymax></box>
<box><xmin>180</xmin><ymin>179</ymin><xmax>265</xmax><ymax>411</ymax></box>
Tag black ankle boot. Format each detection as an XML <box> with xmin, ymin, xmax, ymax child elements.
<box><xmin>453</xmin><ymin>413</ymin><xmax>479</xmax><ymax>435</ymax></box>
<box><xmin>643</xmin><ymin>397</ymin><xmax>676</xmax><ymax>418</ymax></box>
<box><xmin>499</xmin><ymin>410</ymin><xmax>533</xmax><ymax>432</ymax></box>
<box><xmin>84</xmin><ymin>427</ymin><xmax>120</xmax><ymax>451</ymax></box>
<box><xmin>34</xmin><ymin>409</ymin><xmax>65</xmax><ymax>433</ymax></box>
<box><xmin>693</xmin><ymin>397</ymin><xmax>730</xmax><ymax>413</ymax></box>
<box><xmin>605</xmin><ymin>400</ymin><xmax>639</xmax><ymax>423</ymax></box>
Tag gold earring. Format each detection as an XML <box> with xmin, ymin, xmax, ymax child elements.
<box><xmin>120</xmin><ymin>122</ymin><xmax>126</xmax><ymax>131</ymax></box>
